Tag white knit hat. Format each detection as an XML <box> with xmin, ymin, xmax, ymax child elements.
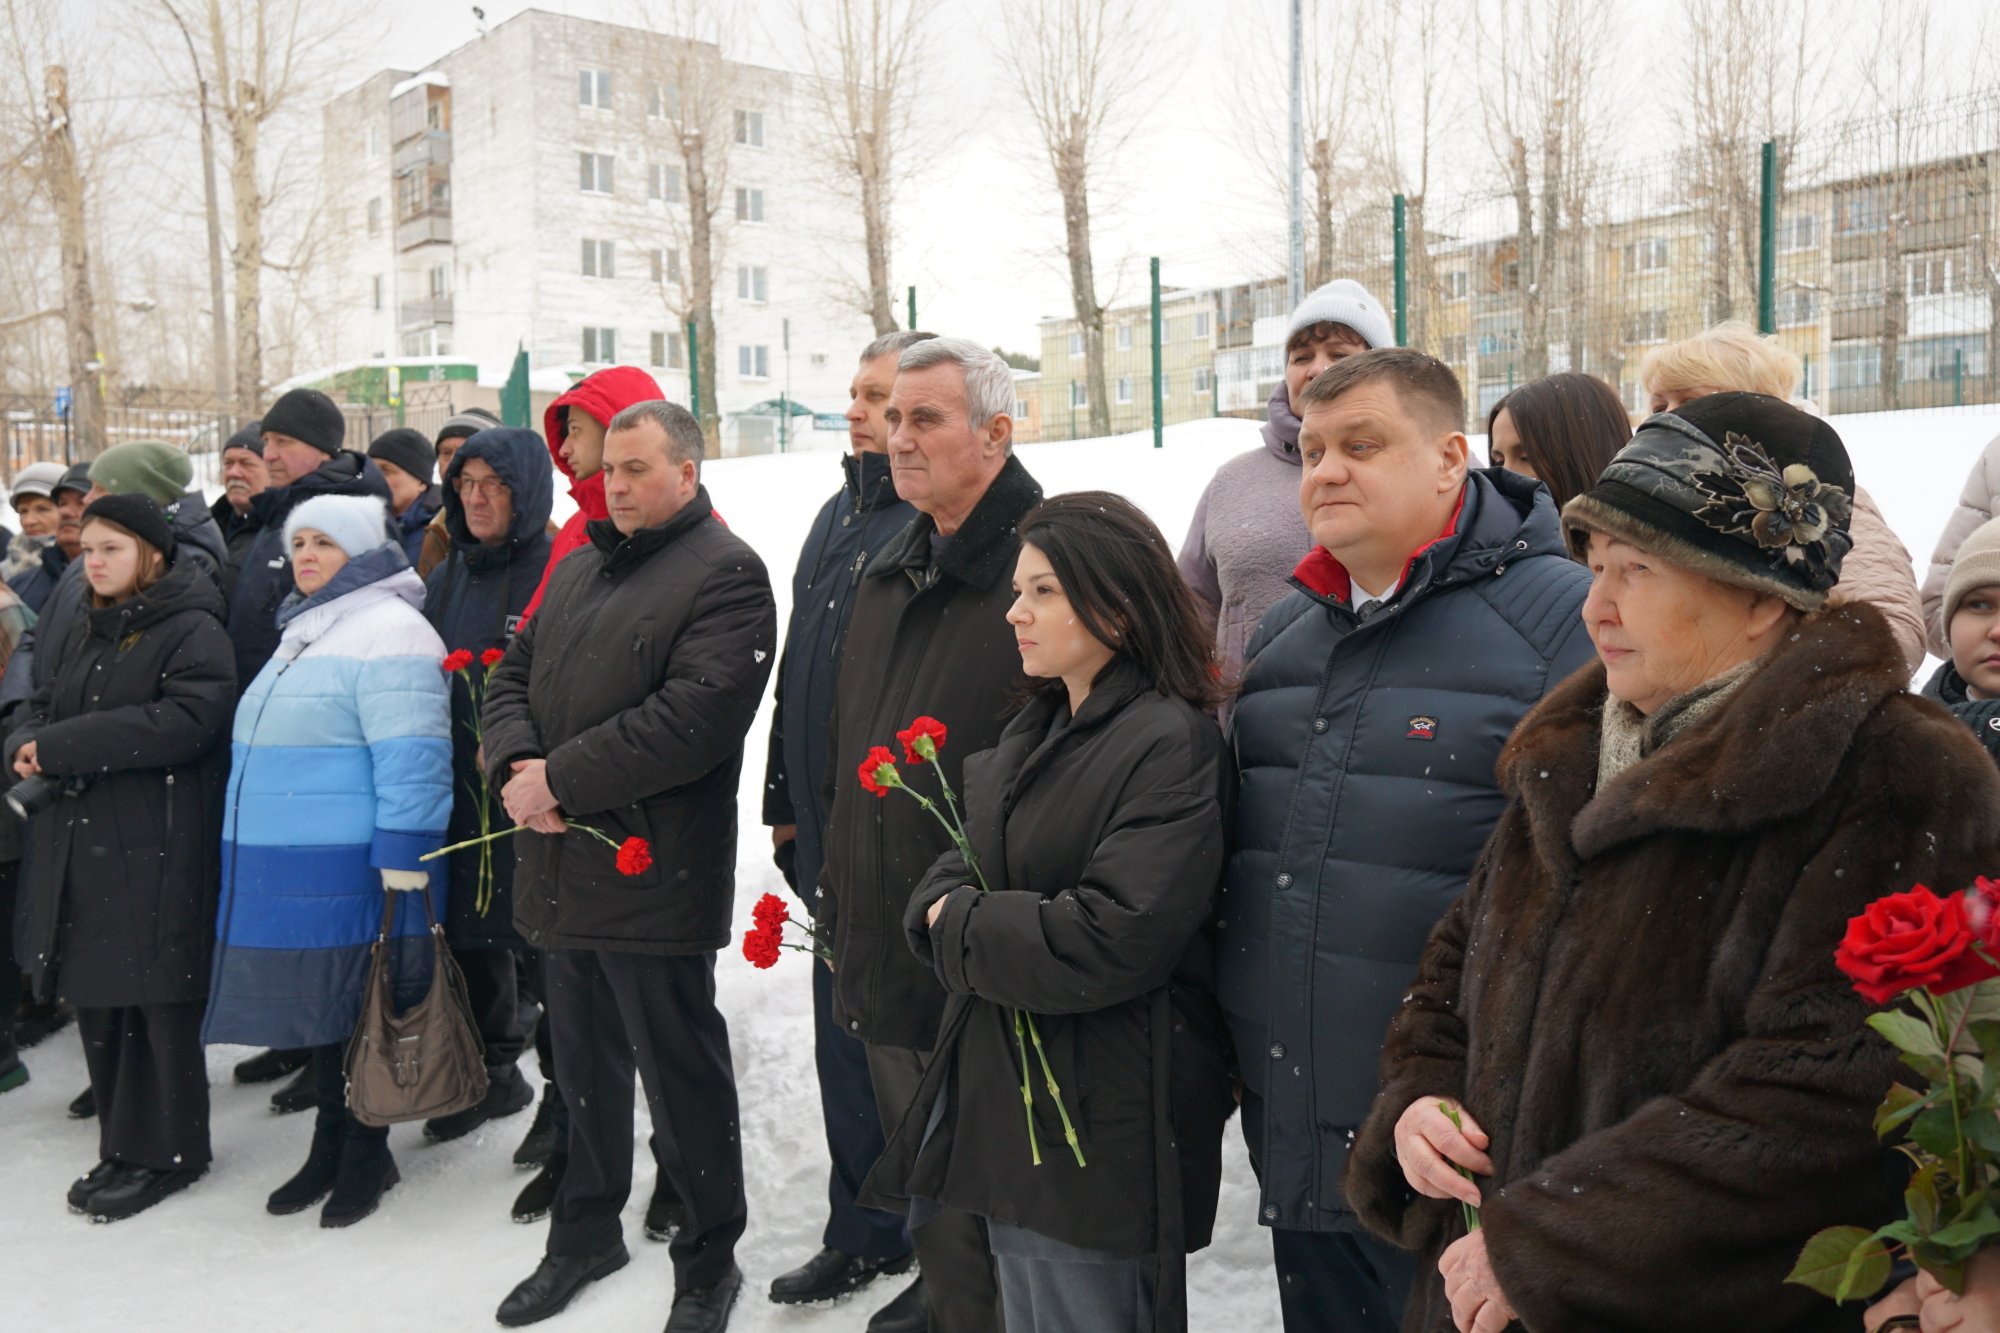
<box><xmin>1285</xmin><ymin>279</ymin><xmax>1395</xmax><ymax>351</ymax></box>
<box><xmin>283</xmin><ymin>493</ymin><xmax>396</xmax><ymax>560</ymax></box>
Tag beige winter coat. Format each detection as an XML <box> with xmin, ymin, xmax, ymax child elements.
<box><xmin>1834</xmin><ymin>485</ymin><xmax>1925</xmax><ymax>674</ymax></box>
<box><xmin>1920</xmin><ymin>430</ymin><xmax>2000</xmax><ymax>657</ymax></box>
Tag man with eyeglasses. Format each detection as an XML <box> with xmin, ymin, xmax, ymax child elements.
<box><xmin>417</xmin><ymin>427</ymin><xmax>560</xmax><ymax>1189</ymax></box>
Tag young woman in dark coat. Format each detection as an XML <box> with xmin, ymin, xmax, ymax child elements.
<box><xmin>866</xmin><ymin>491</ymin><xmax>1237</xmax><ymax>1333</ymax></box>
<box><xmin>6</xmin><ymin>495</ymin><xmax>235</xmax><ymax>1222</ymax></box>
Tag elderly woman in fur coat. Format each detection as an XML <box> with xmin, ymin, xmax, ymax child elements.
<box><xmin>1345</xmin><ymin>392</ymin><xmax>2000</xmax><ymax>1333</ymax></box>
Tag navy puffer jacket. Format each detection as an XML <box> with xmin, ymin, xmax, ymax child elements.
<box><xmin>1219</xmin><ymin>466</ymin><xmax>1594</xmax><ymax>1234</ymax></box>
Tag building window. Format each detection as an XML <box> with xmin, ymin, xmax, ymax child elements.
<box><xmin>367</xmin><ymin>197</ymin><xmax>382</xmax><ymax>236</ymax></box>
<box><xmin>1068</xmin><ymin>331</ymin><xmax>1083</xmax><ymax>357</ymax></box>
<box><xmin>1069</xmin><ymin>382</ymin><xmax>1087</xmax><ymax>408</ymax></box>
<box><xmin>651</xmin><ymin>330</ymin><xmax>684</xmax><ymax>369</ymax></box>
<box><xmin>1116</xmin><ymin>376</ymin><xmax>1133</xmax><ymax>404</ymax></box>
<box><xmin>428</xmin><ymin>264</ymin><xmax>450</xmax><ymax>298</ymax></box>
<box><xmin>1623</xmin><ymin>309</ymin><xmax>1668</xmax><ymax>344</ymax></box>
<box><xmin>1013</xmin><ymin>396</ymin><xmax>1029</xmax><ymax>418</ymax></box>
<box><xmin>648</xmin><ymin>81</ymin><xmax>675</xmax><ymax>119</ymax></box>
<box><xmin>650</xmin><ymin>248</ymin><xmax>681</xmax><ymax>285</ymax></box>
<box><xmin>736</xmin><ymin>265</ymin><xmax>768</xmax><ymax>303</ymax></box>
<box><xmin>1836</xmin><ymin>185</ymin><xmax>1887</xmax><ymax>235</ymax></box>
<box><xmin>1440</xmin><ymin>334</ymin><xmax>1468</xmax><ymax>362</ymax></box>
<box><xmin>366</xmin><ymin>125</ymin><xmax>382</xmax><ymax>158</ymax></box>
<box><xmin>1776</xmin><ymin>289</ymin><xmax>1820</xmax><ymax>327</ymax></box>
<box><xmin>371</xmin><ymin>275</ymin><xmax>383</xmax><ymax>311</ymax></box>
<box><xmin>649</xmin><ymin>163</ymin><xmax>682</xmax><ymax>203</ymax></box>
<box><xmin>738</xmin><ymin>344</ymin><xmax>770</xmax><ymax>379</ymax></box>
<box><xmin>734</xmin><ymin>187</ymin><xmax>765</xmax><ymax>222</ymax></box>
<box><xmin>1908</xmin><ymin>252</ymin><xmax>1957</xmax><ymax>297</ymax></box>
<box><xmin>1778</xmin><ymin>213</ymin><xmax>1819</xmax><ymax>253</ymax></box>
<box><xmin>1116</xmin><ymin>324</ymin><xmax>1132</xmax><ymax>351</ymax></box>
<box><xmin>1623</xmin><ymin>238</ymin><xmax>1670</xmax><ymax>273</ymax></box>
<box><xmin>1443</xmin><ymin>271</ymin><xmax>1469</xmax><ymax>301</ymax></box>
<box><xmin>583</xmin><ymin>327</ymin><xmax>616</xmax><ymax>363</ymax></box>
<box><xmin>1193</xmin><ymin>366</ymin><xmax>1213</xmax><ymax>393</ymax></box>
<box><xmin>581</xmin><ymin>238</ymin><xmax>615</xmax><ymax>278</ymax></box>
<box><xmin>734</xmin><ymin>109</ymin><xmax>765</xmax><ymax>146</ymax></box>
<box><xmin>1192</xmin><ymin>311</ymin><xmax>1212</xmax><ymax>340</ymax></box>
<box><xmin>1499</xmin><ymin>259</ymin><xmax>1522</xmax><ymax>292</ymax></box>
<box><xmin>578</xmin><ymin>69</ymin><xmax>611</xmax><ymax>108</ymax></box>
<box><xmin>578</xmin><ymin>152</ymin><xmax>614</xmax><ymax>194</ymax></box>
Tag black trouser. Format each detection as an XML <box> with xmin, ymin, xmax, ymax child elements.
<box><xmin>76</xmin><ymin>1000</ymin><xmax>210</xmax><ymax>1169</ymax></box>
<box><xmin>544</xmin><ymin>948</ymin><xmax>745</xmax><ymax>1291</ymax></box>
<box><xmin>456</xmin><ymin>945</ymin><xmax>527</xmax><ymax>1068</ymax></box>
<box><xmin>865</xmin><ymin>1042</ymin><xmax>1002</xmax><ymax>1333</ymax></box>
<box><xmin>0</xmin><ymin>861</ymin><xmax>19</xmax><ymax>1068</ymax></box>
<box><xmin>519</xmin><ymin>948</ymin><xmax>568</xmax><ymax>1134</ymax></box>
<box><xmin>312</xmin><ymin>1042</ymin><xmax>388</xmax><ymax>1143</ymax></box>
<box><xmin>813</xmin><ymin>956</ymin><xmax>909</xmax><ymax>1261</ymax></box>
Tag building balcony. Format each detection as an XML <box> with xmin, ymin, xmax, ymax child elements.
<box><xmin>399</xmin><ymin>295</ymin><xmax>454</xmax><ymax>328</ymax></box>
<box><xmin>393</xmin><ymin>131</ymin><xmax>451</xmax><ymax>177</ymax></box>
<box><xmin>396</xmin><ymin>211</ymin><xmax>452</xmax><ymax>251</ymax></box>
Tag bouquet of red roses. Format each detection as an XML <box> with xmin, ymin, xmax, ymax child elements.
<box><xmin>856</xmin><ymin>716</ymin><xmax>1086</xmax><ymax>1169</ymax></box>
<box><xmin>1789</xmin><ymin>880</ymin><xmax>2000</xmax><ymax>1303</ymax></box>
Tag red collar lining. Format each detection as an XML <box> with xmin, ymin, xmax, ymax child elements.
<box><xmin>1291</xmin><ymin>487</ymin><xmax>1468</xmax><ymax>604</ymax></box>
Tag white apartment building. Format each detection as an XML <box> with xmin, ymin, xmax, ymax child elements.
<box><xmin>315</xmin><ymin>9</ymin><xmax>877</xmax><ymax>445</ymax></box>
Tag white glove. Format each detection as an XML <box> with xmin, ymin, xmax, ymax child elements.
<box><xmin>381</xmin><ymin>868</ymin><xmax>430</xmax><ymax>893</ymax></box>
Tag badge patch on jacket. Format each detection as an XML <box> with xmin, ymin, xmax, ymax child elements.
<box><xmin>1406</xmin><ymin>715</ymin><xmax>1438</xmax><ymax>741</ymax></box>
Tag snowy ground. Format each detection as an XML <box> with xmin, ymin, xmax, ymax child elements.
<box><xmin>9</xmin><ymin>406</ymin><xmax>2000</xmax><ymax>1331</ymax></box>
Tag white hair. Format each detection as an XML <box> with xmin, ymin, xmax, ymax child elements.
<box><xmin>897</xmin><ymin>337</ymin><xmax>1015</xmax><ymax>433</ymax></box>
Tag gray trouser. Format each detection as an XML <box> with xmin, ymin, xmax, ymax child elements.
<box><xmin>988</xmin><ymin>1219</ymin><xmax>1156</xmax><ymax>1333</ymax></box>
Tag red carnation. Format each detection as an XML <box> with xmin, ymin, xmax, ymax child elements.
<box><xmin>897</xmin><ymin>716</ymin><xmax>948</xmax><ymax>766</ymax></box>
<box><xmin>615</xmin><ymin>837</ymin><xmax>654</xmax><ymax>877</ymax></box>
<box><xmin>742</xmin><ymin>924</ymin><xmax>782</xmax><ymax>969</ymax></box>
<box><xmin>753</xmin><ymin>892</ymin><xmax>790</xmax><ymax>933</ymax></box>
<box><xmin>858</xmin><ymin>745</ymin><xmax>900</xmax><ymax>798</ymax></box>
<box><xmin>442</xmin><ymin>649</ymin><xmax>475</xmax><ymax>673</ymax></box>
<box><xmin>481</xmin><ymin>647</ymin><xmax>506</xmax><ymax>668</ymax></box>
<box><xmin>1836</xmin><ymin>885</ymin><xmax>2000</xmax><ymax>1006</ymax></box>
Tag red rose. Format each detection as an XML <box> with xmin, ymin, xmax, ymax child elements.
<box><xmin>481</xmin><ymin>647</ymin><xmax>506</xmax><ymax>668</ymax></box>
<box><xmin>442</xmin><ymin>649</ymin><xmax>475</xmax><ymax>673</ymax></box>
<box><xmin>858</xmin><ymin>746</ymin><xmax>899</xmax><ymax>798</ymax></box>
<box><xmin>1836</xmin><ymin>885</ymin><xmax>1999</xmax><ymax>1006</ymax></box>
<box><xmin>1971</xmin><ymin>876</ymin><xmax>2000</xmax><ymax>949</ymax></box>
<box><xmin>742</xmin><ymin>924</ymin><xmax>781</xmax><ymax>969</ymax></box>
<box><xmin>753</xmin><ymin>892</ymin><xmax>789</xmax><ymax>933</ymax></box>
<box><xmin>897</xmin><ymin>716</ymin><xmax>948</xmax><ymax>766</ymax></box>
<box><xmin>615</xmin><ymin>837</ymin><xmax>653</xmax><ymax>877</ymax></box>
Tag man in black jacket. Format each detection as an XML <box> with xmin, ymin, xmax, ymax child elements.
<box><xmin>1220</xmin><ymin>349</ymin><xmax>1594</xmax><ymax>1333</ymax></box>
<box><xmin>762</xmin><ymin>332</ymin><xmax>928</xmax><ymax>1324</ymax></box>
<box><xmin>208</xmin><ymin>420</ymin><xmax>268</xmax><ymax>600</ymax></box>
<box><xmin>819</xmin><ymin>337</ymin><xmax>1042</xmax><ymax>1333</ymax></box>
<box><xmin>484</xmin><ymin>400</ymin><xmax>775</xmax><ymax>1333</ymax></box>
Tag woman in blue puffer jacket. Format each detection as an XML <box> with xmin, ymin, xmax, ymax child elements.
<box><xmin>203</xmin><ymin>493</ymin><xmax>451</xmax><ymax>1229</ymax></box>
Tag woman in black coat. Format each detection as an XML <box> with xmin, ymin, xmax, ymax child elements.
<box><xmin>7</xmin><ymin>495</ymin><xmax>235</xmax><ymax>1223</ymax></box>
<box><xmin>865</xmin><ymin>492</ymin><xmax>1237</xmax><ymax>1333</ymax></box>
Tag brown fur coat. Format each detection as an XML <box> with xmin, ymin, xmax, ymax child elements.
<box><xmin>1347</xmin><ymin>603</ymin><xmax>2000</xmax><ymax>1331</ymax></box>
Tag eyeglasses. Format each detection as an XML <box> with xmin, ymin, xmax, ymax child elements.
<box><xmin>452</xmin><ymin>476</ymin><xmax>511</xmax><ymax>499</ymax></box>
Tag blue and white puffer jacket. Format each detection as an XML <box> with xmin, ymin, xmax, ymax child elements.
<box><xmin>203</xmin><ymin>546</ymin><xmax>453</xmax><ymax>1049</ymax></box>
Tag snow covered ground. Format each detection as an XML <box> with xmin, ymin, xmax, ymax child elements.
<box><xmin>9</xmin><ymin>405</ymin><xmax>1999</xmax><ymax>1331</ymax></box>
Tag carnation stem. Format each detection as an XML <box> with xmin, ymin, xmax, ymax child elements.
<box><xmin>1023</xmin><ymin>1013</ymin><xmax>1086</xmax><ymax>1167</ymax></box>
<box><xmin>1014</xmin><ymin>1010</ymin><xmax>1041</xmax><ymax>1167</ymax></box>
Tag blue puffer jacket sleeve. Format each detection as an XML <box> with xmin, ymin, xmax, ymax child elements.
<box><xmin>358</xmin><ymin>651</ymin><xmax>453</xmax><ymax>870</ymax></box>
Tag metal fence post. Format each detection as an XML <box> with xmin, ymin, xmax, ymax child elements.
<box><xmin>1956</xmin><ymin>348</ymin><xmax>1965</xmax><ymax>406</ymax></box>
<box><xmin>779</xmin><ymin>391</ymin><xmax>788</xmax><ymax>452</ymax></box>
<box><xmin>1393</xmin><ymin>193</ymin><xmax>1409</xmax><ymax>347</ymax></box>
<box><xmin>686</xmin><ymin>319</ymin><xmax>701</xmax><ymax>423</ymax></box>
<box><xmin>1150</xmin><ymin>257</ymin><xmax>1164</xmax><ymax>450</ymax></box>
<box><xmin>1758</xmin><ymin>140</ymin><xmax>1777</xmax><ymax>336</ymax></box>
<box><xmin>907</xmin><ymin>286</ymin><xmax>917</xmax><ymax>330</ymax></box>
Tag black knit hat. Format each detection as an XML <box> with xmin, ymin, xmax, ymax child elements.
<box><xmin>82</xmin><ymin>493</ymin><xmax>176</xmax><ymax>564</ymax></box>
<box><xmin>224</xmin><ymin>418</ymin><xmax>264</xmax><ymax>457</ymax></box>
<box><xmin>261</xmin><ymin>388</ymin><xmax>345</xmax><ymax>456</ymax></box>
<box><xmin>1563</xmin><ymin>391</ymin><xmax>1854</xmax><ymax>611</ymax></box>
<box><xmin>367</xmin><ymin>427</ymin><xmax>437</xmax><ymax>486</ymax></box>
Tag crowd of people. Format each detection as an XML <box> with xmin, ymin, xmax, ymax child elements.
<box><xmin>8</xmin><ymin>280</ymin><xmax>2000</xmax><ymax>1333</ymax></box>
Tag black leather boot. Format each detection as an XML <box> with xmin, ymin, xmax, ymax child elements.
<box><xmin>267</xmin><ymin>1119</ymin><xmax>343</xmax><ymax>1215</ymax></box>
<box><xmin>320</xmin><ymin>1129</ymin><xmax>399</xmax><ymax>1227</ymax></box>
<box><xmin>512</xmin><ymin>1152</ymin><xmax>565</xmax><ymax>1224</ymax></box>
<box><xmin>495</xmin><ymin>1244</ymin><xmax>629</xmax><ymax>1327</ymax></box>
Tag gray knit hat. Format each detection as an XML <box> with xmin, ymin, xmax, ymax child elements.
<box><xmin>1945</xmin><ymin>516</ymin><xmax>2000</xmax><ymax>633</ymax></box>
<box><xmin>1286</xmin><ymin>279</ymin><xmax>1395</xmax><ymax>351</ymax></box>
<box><xmin>437</xmin><ymin>408</ymin><xmax>501</xmax><ymax>446</ymax></box>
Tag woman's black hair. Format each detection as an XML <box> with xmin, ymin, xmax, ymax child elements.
<box><xmin>1015</xmin><ymin>491</ymin><xmax>1222</xmax><ymax>711</ymax></box>
<box><xmin>1486</xmin><ymin>372</ymin><xmax>1633</xmax><ymax>515</ymax></box>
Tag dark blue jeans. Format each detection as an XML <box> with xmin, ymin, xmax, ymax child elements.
<box><xmin>813</xmin><ymin>955</ymin><xmax>911</xmax><ymax>1261</ymax></box>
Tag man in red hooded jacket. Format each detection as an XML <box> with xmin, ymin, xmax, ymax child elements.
<box><xmin>523</xmin><ymin>365</ymin><xmax>667</xmax><ymax>622</ymax></box>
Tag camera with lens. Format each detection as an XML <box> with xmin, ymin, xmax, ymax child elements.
<box><xmin>6</xmin><ymin>772</ymin><xmax>88</xmax><ymax>820</ymax></box>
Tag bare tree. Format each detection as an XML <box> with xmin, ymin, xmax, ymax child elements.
<box><xmin>1002</xmin><ymin>0</ymin><xmax>1159</xmax><ymax>438</ymax></box>
<box><xmin>1853</xmin><ymin>4</ymin><xmax>1938</xmax><ymax>410</ymax></box>
<box><xmin>788</xmin><ymin>0</ymin><xmax>931</xmax><ymax>335</ymax></box>
<box><xmin>1365</xmin><ymin>0</ymin><xmax>1467</xmax><ymax>352</ymax></box>
<box><xmin>158</xmin><ymin>0</ymin><xmax>232</xmax><ymax>409</ymax></box>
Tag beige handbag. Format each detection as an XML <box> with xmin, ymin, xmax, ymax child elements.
<box><xmin>343</xmin><ymin>889</ymin><xmax>489</xmax><ymax>1127</ymax></box>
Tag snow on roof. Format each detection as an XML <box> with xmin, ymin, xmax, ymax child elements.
<box><xmin>390</xmin><ymin>70</ymin><xmax>450</xmax><ymax>99</ymax></box>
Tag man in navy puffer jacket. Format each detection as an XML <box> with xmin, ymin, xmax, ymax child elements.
<box><xmin>1219</xmin><ymin>349</ymin><xmax>1594</xmax><ymax>1333</ymax></box>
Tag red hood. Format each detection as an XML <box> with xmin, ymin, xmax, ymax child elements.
<box><xmin>543</xmin><ymin>365</ymin><xmax>666</xmax><ymax>520</ymax></box>
<box><xmin>1293</xmin><ymin>486</ymin><xmax>1468</xmax><ymax>603</ymax></box>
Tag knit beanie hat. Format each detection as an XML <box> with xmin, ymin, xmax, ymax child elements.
<box><xmin>367</xmin><ymin>427</ymin><xmax>437</xmax><ymax>486</ymax></box>
<box><xmin>283</xmin><ymin>493</ymin><xmax>395</xmax><ymax>560</ymax></box>
<box><xmin>10</xmin><ymin>461</ymin><xmax>66</xmax><ymax>503</ymax></box>
<box><xmin>1945</xmin><ymin>516</ymin><xmax>2000</xmax><ymax>632</ymax></box>
<box><xmin>89</xmin><ymin>441</ymin><xmax>194</xmax><ymax>506</ymax></box>
<box><xmin>56</xmin><ymin>463</ymin><xmax>93</xmax><ymax>499</ymax></box>
<box><xmin>224</xmin><ymin>419</ymin><xmax>264</xmax><ymax>457</ymax></box>
<box><xmin>1286</xmin><ymin>279</ymin><xmax>1396</xmax><ymax>352</ymax></box>
<box><xmin>437</xmin><ymin>408</ymin><xmax>501</xmax><ymax>446</ymax></box>
<box><xmin>1564</xmin><ymin>391</ymin><xmax>1854</xmax><ymax>612</ymax></box>
<box><xmin>82</xmin><ymin>493</ymin><xmax>176</xmax><ymax>564</ymax></box>
<box><xmin>262</xmin><ymin>388</ymin><xmax>346</xmax><ymax>456</ymax></box>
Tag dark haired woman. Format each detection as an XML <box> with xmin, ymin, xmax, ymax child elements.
<box><xmin>7</xmin><ymin>494</ymin><xmax>235</xmax><ymax>1220</ymax></box>
<box><xmin>1485</xmin><ymin>372</ymin><xmax>1632</xmax><ymax>517</ymax></box>
<box><xmin>866</xmin><ymin>490</ymin><xmax>1237</xmax><ymax>1333</ymax></box>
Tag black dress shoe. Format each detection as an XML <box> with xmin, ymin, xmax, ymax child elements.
<box><xmin>233</xmin><ymin>1047</ymin><xmax>309</xmax><ymax>1085</ymax></box>
<box><xmin>85</xmin><ymin>1163</ymin><xmax>206</xmax><ymax>1222</ymax></box>
<box><xmin>512</xmin><ymin>1090</ymin><xmax>563</xmax><ymax>1168</ymax></box>
<box><xmin>269</xmin><ymin>1065</ymin><xmax>315</xmax><ymax>1115</ymax></box>
<box><xmin>768</xmin><ymin>1246</ymin><xmax>917</xmax><ymax>1304</ymax></box>
<box><xmin>67</xmin><ymin>1086</ymin><xmax>95</xmax><ymax>1119</ymax></box>
<box><xmin>319</xmin><ymin>1134</ymin><xmax>398</xmax><ymax>1228</ymax></box>
<box><xmin>0</xmin><ymin>1053</ymin><xmax>26</xmax><ymax>1093</ymax></box>
<box><xmin>14</xmin><ymin>1000</ymin><xmax>72</xmax><ymax>1049</ymax></box>
<box><xmin>268</xmin><ymin>1121</ymin><xmax>342</xmax><ymax>1215</ymax></box>
<box><xmin>866</xmin><ymin>1277</ymin><xmax>928</xmax><ymax>1333</ymax></box>
<box><xmin>67</xmin><ymin>1159</ymin><xmax>120</xmax><ymax>1213</ymax></box>
<box><xmin>424</xmin><ymin>1064</ymin><xmax>533</xmax><ymax>1142</ymax></box>
<box><xmin>664</xmin><ymin>1265</ymin><xmax>742</xmax><ymax>1333</ymax></box>
<box><xmin>644</xmin><ymin>1175</ymin><xmax>687</xmax><ymax>1241</ymax></box>
<box><xmin>512</xmin><ymin>1153</ymin><xmax>565</xmax><ymax>1224</ymax></box>
<box><xmin>495</xmin><ymin>1245</ymin><xmax>630</xmax><ymax>1327</ymax></box>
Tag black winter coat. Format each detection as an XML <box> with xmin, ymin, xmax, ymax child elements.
<box><xmin>210</xmin><ymin>494</ymin><xmax>261</xmax><ymax>603</ymax></box>
<box><xmin>763</xmin><ymin>449</ymin><xmax>915</xmax><ymax>906</ymax></box>
<box><xmin>1347</xmin><ymin>606</ymin><xmax>2000</xmax><ymax>1333</ymax></box>
<box><xmin>1923</xmin><ymin>659</ymin><xmax>2000</xmax><ymax>762</ymax></box>
<box><xmin>483</xmin><ymin>489</ymin><xmax>776</xmax><ymax>954</ymax></box>
<box><xmin>1221</xmin><ymin>467</ymin><xmax>1594</xmax><ymax>1234</ymax></box>
<box><xmin>6</xmin><ymin>542</ymin><xmax>65</xmax><ymax>614</ymax></box>
<box><xmin>424</xmin><ymin>428</ymin><xmax>555</xmax><ymax>949</ymax></box>
<box><xmin>6</xmin><ymin>558</ymin><xmax>235</xmax><ymax>1006</ymax></box>
<box><xmin>865</xmin><ymin>660</ymin><xmax>1236</xmax><ymax>1333</ymax></box>
<box><xmin>819</xmin><ymin>455</ymin><xmax>1043</xmax><ymax>1051</ymax></box>
<box><xmin>226</xmin><ymin>450</ymin><xmax>394</xmax><ymax>691</ymax></box>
